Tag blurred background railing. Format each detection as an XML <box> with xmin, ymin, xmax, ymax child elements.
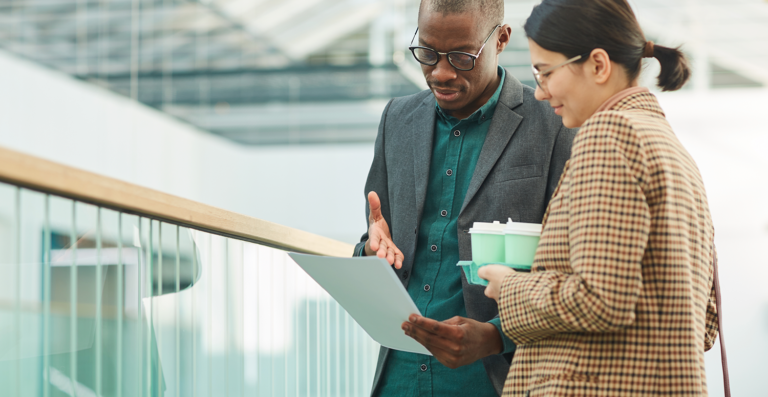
<box><xmin>0</xmin><ymin>147</ymin><xmax>376</xmax><ymax>397</ymax></box>
<box><xmin>0</xmin><ymin>1</ymin><xmax>766</xmax><ymax>396</ymax></box>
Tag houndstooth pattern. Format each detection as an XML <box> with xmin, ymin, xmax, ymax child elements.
<box><xmin>498</xmin><ymin>92</ymin><xmax>719</xmax><ymax>396</ymax></box>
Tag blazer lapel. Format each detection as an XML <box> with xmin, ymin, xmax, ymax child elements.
<box><xmin>461</xmin><ymin>72</ymin><xmax>525</xmax><ymax>214</ymax></box>
<box><xmin>412</xmin><ymin>95</ymin><xmax>436</xmax><ymax>224</ymax></box>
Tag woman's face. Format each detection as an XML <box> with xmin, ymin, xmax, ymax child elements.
<box><xmin>528</xmin><ymin>39</ymin><xmax>597</xmax><ymax>128</ymax></box>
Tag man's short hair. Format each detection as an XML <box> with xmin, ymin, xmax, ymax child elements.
<box><xmin>419</xmin><ymin>0</ymin><xmax>505</xmax><ymax>31</ymax></box>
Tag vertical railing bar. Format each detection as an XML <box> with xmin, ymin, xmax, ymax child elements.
<box><xmin>147</xmin><ymin>220</ymin><xmax>153</xmax><ymax>397</ymax></box>
<box><xmin>137</xmin><ymin>218</ymin><xmax>143</xmax><ymax>397</ymax></box>
<box><xmin>305</xmin><ymin>274</ymin><xmax>310</xmax><ymax>397</ymax></box>
<box><xmin>96</xmin><ymin>208</ymin><xmax>103</xmax><ymax>396</ymax></box>
<box><xmin>117</xmin><ymin>213</ymin><xmax>124</xmax><ymax>397</ymax></box>
<box><xmin>326</xmin><ymin>296</ymin><xmax>331</xmax><ymax>397</ymax></box>
<box><xmin>14</xmin><ymin>188</ymin><xmax>21</xmax><ymax>397</ymax></box>
<box><xmin>176</xmin><ymin>226</ymin><xmax>181</xmax><ymax>397</ymax></box>
<box><xmin>354</xmin><ymin>320</ymin><xmax>359</xmax><ymax>396</ymax></box>
<box><xmin>207</xmin><ymin>234</ymin><xmax>212</xmax><ymax>397</ymax></box>
<box><xmin>316</xmin><ymin>297</ymin><xmax>320</xmax><ymax>397</ymax></box>
<box><xmin>284</xmin><ymin>254</ymin><xmax>289</xmax><ymax>397</ymax></box>
<box><xmin>70</xmin><ymin>201</ymin><xmax>78</xmax><ymax>394</ymax></box>
<box><xmin>335</xmin><ymin>301</ymin><xmax>340</xmax><ymax>397</ymax></box>
<box><xmin>225</xmin><ymin>240</ymin><xmax>230</xmax><ymax>397</ymax></box>
<box><xmin>294</xmin><ymin>261</ymin><xmax>299</xmax><ymax>397</ymax></box>
<box><xmin>255</xmin><ymin>245</ymin><xmax>260</xmax><ymax>397</ymax></box>
<box><xmin>345</xmin><ymin>310</ymin><xmax>350</xmax><ymax>397</ymax></box>
<box><xmin>242</xmin><ymin>243</ymin><xmax>246</xmax><ymax>397</ymax></box>
<box><xmin>269</xmin><ymin>249</ymin><xmax>273</xmax><ymax>397</ymax></box>
<box><xmin>157</xmin><ymin>223</ymin><xmax>163</xmax><ymax>397</ymax></box>
<box><xmin>43</xmin><ymin>194</ymin><xmax>51</xmax><ymax>397</ymax></box>
<box><xmin>192</xmin><ymin>232</ymin><xmax>198</xmax><ymax>397</ymax></box>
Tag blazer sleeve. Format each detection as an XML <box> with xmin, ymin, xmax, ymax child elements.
<box><xmin>353</xmin><ymin>99</ymin><xmax>395</xmax><ymax>257</ymax></box>
<box><xmin>498</xmin><ymin>112</ymin><xmax>651</xmax><ymax>344</ymax></box>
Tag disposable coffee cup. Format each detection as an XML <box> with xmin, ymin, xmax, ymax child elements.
<box><xmin>469</xmin><ymin>221</ymin><xmax>506</xmax><ymax>285</ymax></box>
<box><xmin>503</xmin><ymin>219</ymin><xmax>542</xmax><ymax>270</ymax></box>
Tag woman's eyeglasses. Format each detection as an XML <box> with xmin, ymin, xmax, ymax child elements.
<box><xmin>532</xmin><ymin>50</ymin><xmax>592</xmax><ymax>89</ymax></box>
<box><xmin>408</xmin><ymin>25</ymin><xmax>501</xmax><ymax>71</ymax></box>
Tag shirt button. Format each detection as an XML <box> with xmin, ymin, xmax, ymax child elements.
<box><xmin>446</xmin><ymin>169</ymin><xmax>453</xmax><ymax>176</ymax></box>
<box><xmin>430</xmin><ymin>245</ymin><xmax>437</xmax><ymax>252</ymax></box>
<box><xmin>453</xmin><ymin>130</ymin><xmax>461</xmax><ymax>137</ymax></box>
<box><xmin>440</xmin><ymin>210</ymin><xmax>447</xmax><ymax>217</ymax></box>
<box><xmin>424</xmin><ymin>284</ymin><xmax>430</xmax><ymax>292</ymax></box>
<box><xmin>420</xmin><ymin>364</ymin><xmax>428</xmax><ymax>372</ymax></box>
<box><xmin>402</xmin><ymin>270</ymin><xmax>409</xmax><ymax>279</ymax></box>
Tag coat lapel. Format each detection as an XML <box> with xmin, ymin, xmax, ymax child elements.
<box><xmin>461</xmin><ymin>73</ymin><xmax>525</xmax><ymax>214</ymax></box>
<box><xmin>412</xmin><ymin>95</ymin><xmax>436</xmax><ymax>223</ymax></box>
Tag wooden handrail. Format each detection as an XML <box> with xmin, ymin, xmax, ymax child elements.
<box><xmin>0</xmin><ymin>146</ymin><xmax>355</xmax><ymax>257</ymax></box>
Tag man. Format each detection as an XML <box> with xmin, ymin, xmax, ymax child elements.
<box><xmin>353</xmin><ymin>0</ymin><xmax>576</xmax><ymax>395</ymax></box>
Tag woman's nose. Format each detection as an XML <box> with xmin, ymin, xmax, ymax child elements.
<box><xmin>534</xmin><ymin>84</ymin><xmax>550</xmax><ymax>101</ymax></box>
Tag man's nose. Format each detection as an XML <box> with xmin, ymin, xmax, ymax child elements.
<box><xmin>534</xmin><ymin>84</ymin><xmax>550</xmax><ymax>101</ymax></box>
<box><xmin>431</xmin><ymin>56</ymin><xmax>457</xmax><ymax>83</ymax></box>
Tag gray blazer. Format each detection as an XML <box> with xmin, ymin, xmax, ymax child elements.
<box><xmin>354</xmin><ymin>70</ymin><xmax>576</xmax><ymax>396</ymax></box>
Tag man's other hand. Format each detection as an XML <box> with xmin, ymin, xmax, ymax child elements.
<box><xmin>364</xmin><ymin>191</ymin><xmax>404</xmax><ymax>269</ymax></box>
<box><xmin>402</xmin><ymin>315</ymin><xmax>503</xmax><ymax>369</ymax></box>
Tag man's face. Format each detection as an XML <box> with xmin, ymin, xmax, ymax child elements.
<box><xmin>416</xmin><ymin>10</ymin><xmax>507</xmax><ymax>119</ymax></box>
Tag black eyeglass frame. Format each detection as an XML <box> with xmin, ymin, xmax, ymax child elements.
<box><xmin>408</xmin><ymin>24</ymin><xmax>502</xmax><ymax>71</ymax></box>
<box><xmin>531</xmin><ymin>50</ymin><xmax>593</xmax><ymax>90</ymax></box>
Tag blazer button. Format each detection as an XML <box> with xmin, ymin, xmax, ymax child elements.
<box><xmin>401</xmin><ymin>271</ymin><xmax>409</xmax><ymax>280</ymax></box>
<box><xmin>430</xmin><ymin>245</ymin><xmax>437</xmax><ymax>252</ymax></box>
<box><xmin>420</xmin><ymin>364</ymin><xmax>428</xmax><ymax>372</ymax></box>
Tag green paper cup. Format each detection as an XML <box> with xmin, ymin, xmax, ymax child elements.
<box><xmin>469</xmin><ymin>221</ymin><xmax>506</xmax><ymax>285</ymax></box>
<box><xmin>504</xmin><ymin>221</ymin><xmax>542</xmax><ymax>270</ymax></box>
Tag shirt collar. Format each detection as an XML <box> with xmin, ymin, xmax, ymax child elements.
<box><xmin>435</xmin><ymin>66</ymin><xmax>506</xmax><ymax>125</ymax></box>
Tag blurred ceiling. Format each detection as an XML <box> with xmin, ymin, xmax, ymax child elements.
<box><xmin>0</xmin><ymin>0</ymin><xmax>765</xmax><ymax>145</ymax></box>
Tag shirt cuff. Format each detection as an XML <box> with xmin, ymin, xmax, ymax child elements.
<box><xmin>488</xmin><ymin>317</ymin><xmax>517</xmax><ymax>355</ymax></box>
<box><xmin>358</xmin><ymin>245</ymin><xmax>366</xmax><ymax>257</ymax></box>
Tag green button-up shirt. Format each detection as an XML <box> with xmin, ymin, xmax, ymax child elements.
<box><xmin>376</xmin><ymin>66</ymin><xmax>515</xmax><ymax>397</ymax></box>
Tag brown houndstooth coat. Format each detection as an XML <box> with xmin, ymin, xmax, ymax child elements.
<box><xmin>497</xmin><ymin>91</ymin><xmax>719</xmax><ymax>396</ymax></box>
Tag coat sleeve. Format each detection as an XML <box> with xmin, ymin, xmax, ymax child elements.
<box><xmin>353</xmin><ymin>99</ymin><xmax>394</xmax><ymax>257</ymax></box>
<box><xmin>498</xmin><ymin>112</ymin><xmax>651</xmax><ymax>345</ymax></box>
<box><xmin>704</xmin><ymin>244</ymin><xmax>719</xmax><ymax>351</ymax></box>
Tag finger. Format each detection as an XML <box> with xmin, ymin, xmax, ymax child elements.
<box><xmin>394</xmin><ymin>250</ymin><xmax>404</xmax><ymax>270</ymax></box>
<box><xmin>403</xmin><ymin>323</ymin><xmax>462</xmax><ymax>359</ymax></box>
<box><xmin>367</xmin><ymin>191</ymin><xmax>382</xmax><ymax>221</ymax></box>
<box><xmin>409</xmin><ymin>315</ymin><xmax>457</xmax><ymax>338</ymax></box>
<box><xmin>376</xmin><ymin>239</ymin><xmax>389</xmax><ymax>259</ymax></box>
<box><xmin>386</xmin><ymin>246</ymin><xmax>395</xmax><ymax>265</ymax></box>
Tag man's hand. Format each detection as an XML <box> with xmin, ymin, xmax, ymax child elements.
<box><xmin>478</xmin><ymin>265</ymin><xmax>516</xmax><ymax>302</ymax></box>
<box><xmin>364</xmin><ymin>191</ymin><xmax>404</xmax><ymax>269</ymax></box>
<box><xmin>402</xmin><ymin>314</ymin><xmax>503</xmax><ymax>369</ymax></box>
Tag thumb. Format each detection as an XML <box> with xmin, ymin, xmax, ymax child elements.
<box><xmin>368</xmin><ymin>191</ymin><xmax>382</xmax><ymax>221</ymax></box>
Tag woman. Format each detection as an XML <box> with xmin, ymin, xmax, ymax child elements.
<box><xmin>478</xmin><ymin>0</ymin><xmax>719</xmax><ymax>395</ymax></box>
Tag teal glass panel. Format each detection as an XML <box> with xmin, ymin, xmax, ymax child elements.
<box><xmin>0</xmin><ymin>181</ymin><xmax>379</xmax><ymax>396</ymax></box>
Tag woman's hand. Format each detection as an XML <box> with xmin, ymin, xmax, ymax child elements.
<box><xmin>478</xmin><ymin>265</ymin><xmax>516</xmax><ymax>302</ymax></box>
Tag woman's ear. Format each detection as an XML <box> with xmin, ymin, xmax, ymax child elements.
<box><xmin>588</xmin><ymin>48</ymin><xmax>612</xmax><ymax>85</ymax></box>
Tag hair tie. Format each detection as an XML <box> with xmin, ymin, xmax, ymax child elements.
<box><xmin>643</xmin><ymin>41</ymin><xmax>655</xmax><ymax>58</ymax></box>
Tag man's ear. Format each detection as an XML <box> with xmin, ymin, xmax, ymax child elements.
<box><xmin>496</xmin><ymin>24</ymin><xmax>512</xmax><ymax>54</ymax></box>
<box><xmin>589</xmin><ymin>48</ymin><xmax>612</xmax><ymax>85</ymax></box>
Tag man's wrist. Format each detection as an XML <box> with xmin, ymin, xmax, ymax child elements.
<box><xmin>481</xmin><ymin>321</ymin><xmax>504</xmax><ymax>356</ymax></box>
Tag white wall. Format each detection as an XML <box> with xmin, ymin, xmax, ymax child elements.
<box><xmin>0</xmin><ymin>49</ymin><xmax>374</xmax><ymax>245</ymax></box>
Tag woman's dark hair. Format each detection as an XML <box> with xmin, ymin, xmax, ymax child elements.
<box><xmin>524</xmin><ymin>0</ymin><xmax>690</xmax><ymax>91</ymax></box>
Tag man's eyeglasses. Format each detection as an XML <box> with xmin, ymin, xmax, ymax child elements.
<box><xmin>408</xmin><ymin>24</ymin><xmax>501</xmax><ymax>71</ymax></box>
<box><xmin>531</xmin><ymin>50</ymin><xmax>592</xmax><ymax>89</ymax></box>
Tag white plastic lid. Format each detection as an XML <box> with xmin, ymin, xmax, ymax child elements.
<box><xmin>504</xmin><ymin>218</ymin><xmax>542</xmax><ymax>236</ymax></box>
<box><xmin>468</xmin><ymin>221</ymin><xmax>506</xmax><ymax>235</ymax></box>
